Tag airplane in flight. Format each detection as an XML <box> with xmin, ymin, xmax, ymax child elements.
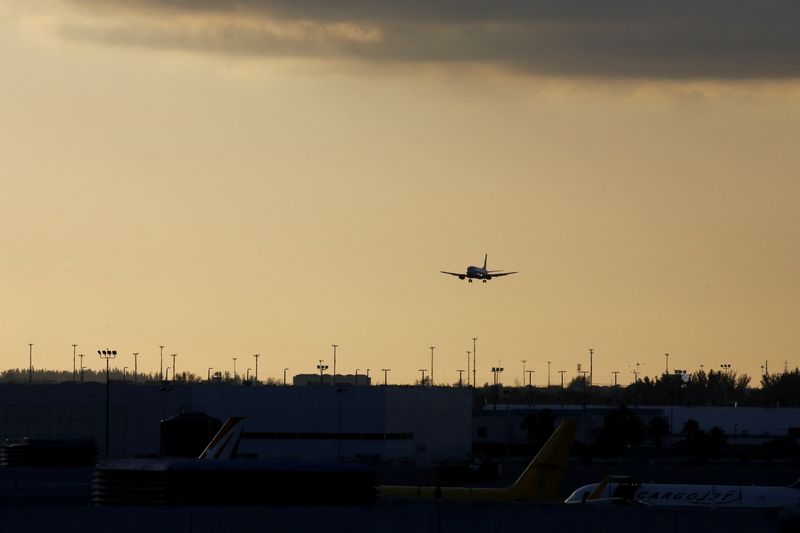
<box><xmin>565</xmin><ymin>474</ymin><xmax>800</xmax><ymax>509</ymax></box>
<box><xmin>378</xmin><ymin>419</ymin><xmax>577</xmax><ymax>501</ymax></box>
<box><xmin>441</xmin><ymin>254</ymin><xmax>518</xmax><ymax>283</ymax></box>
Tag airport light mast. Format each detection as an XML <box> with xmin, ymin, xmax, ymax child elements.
<box><xmin>472</xmin><ymin>338</ymin><xmax>477</xmax><ymax>388</ymax></box>
<box><xmin>159</xmin><ymin>345</ymin><xmax>164</xmax><ymax>381</ymax></box>
<box><xmin>317</xmin><ymin>360</ymin><xmax>329</xmax><ymax>384</ymax></box>
<box><xmin>98</xmin><ymin>349</ymin><xmax>117</xmax><ymax>457</ymax></box>
<box><xmin>466</xmin><ymin>351</ymin><xmax>471</xmax><ymax>387</ymax></box>
<box><xmin>429</xmin><ymin>346</ymin><xmax>435</xmax><ymax>387</ymax></box>
<box><xmin>331</xmin><ymin>345</ymin><xmax>338</xmax><ymax>384</ymax></box>
<box><xmin>253</xmin><ymin>353</ymin><xmax>260</xmax><ymax>383</ymax></box>
<box><xmin>72</xmin><ymin>344</ymin><xmax>78</xmax><ymax>383</ymax></box>
<box><xmin>133</xmin><ymin>352</ymin><xmax>139</xmax><ymax>384</ymax></box>
<box><xmin>28</xmin><ymin>343</ymin><xmax>33</xmax><ymax>384</ymax></box>
<box><xmin>381</xmin><ymin>368</ymin><xmax>390</xmax><ymax>386</ymax></box>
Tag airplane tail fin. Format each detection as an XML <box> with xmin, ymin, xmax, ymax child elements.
<box><xmin>508</xmin><ymin>419</ymin><xmax>578</xmax><ymax>501</ymax></box>
<box><xmin>483</xmin><ymin>254</ymin><xmax>488</xmax><ymax>270</ymax></box>
<box><xmin>199</xmin><ymin>417</ymin><xmax>246</xmax><ymax>460</ymax></box>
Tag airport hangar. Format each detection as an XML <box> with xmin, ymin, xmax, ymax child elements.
<box><xmin>0</xmin><ymin>382</ymin><xmax>471</xmax><ymax>463</ymax></box>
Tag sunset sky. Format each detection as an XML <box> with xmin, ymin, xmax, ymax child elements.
<box><xmin>2</xmin><ymin>1</ymin><xmax>799</xmax><ymax>386</ymax></box>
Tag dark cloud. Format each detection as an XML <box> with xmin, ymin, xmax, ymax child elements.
<box><xmin>62</xmin><ymin>0</ymin><xmax>800</xmax><ymax>78</ymax></box>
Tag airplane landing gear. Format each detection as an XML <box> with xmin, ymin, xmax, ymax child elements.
<box><xmin>468</xmin><ymin>279</ymin><xmax>473</xmax><ymax>283</ymax></box>
<box><xmin>482</xmin><ymin>279</ymin><xmax>487</xmax><ymax>283</ymax></box>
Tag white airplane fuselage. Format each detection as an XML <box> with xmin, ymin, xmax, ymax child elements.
<box><xmin>566</xmin><ymin>481</ymin><xmax>800</xmax><ymax>510</ymax></box>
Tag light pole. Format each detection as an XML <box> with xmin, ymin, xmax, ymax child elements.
<box><xmin>589</xmin><ymin>348</ymin><xmax>593</xmax><ymax>387</ymax></box>
<box><xmin>284</xmin><ymin>368</ymin><xmax>289</xmax><ymax>386</ymax></box>
<box><xmin>208</xmin><ymin>367</ymin><xmax>213</xmax><ymax>381</ymax></box>
<box><xmin>246</xmin><ymin>368</ymin><xmax>251</xmax><ymax>381</ymax></box>
<box><xmin>522</xmin><ymin>360</ymin><xmax>527</xmax><ymax>387</ymax></box>
<box><xmin>159</xmin><ymin>345</ymin><xmax>164</xmax><ymax>381</ymax></box>
<box><xmin>133</xmin><ymin>353</ymin><xmax>139</xmax><ymax>383</ymax></box>
<box><xmin>98</xmin><ymin>349</ymin><xmax>117</xmax><ymax>457</ymax></box>
<box><xmin>79</xmin><ymin>354</ymin><xmax>85</xmax><ymax>383</ymax></box>
<box><xmin>526</xmin><ymin>370</ymin><xmax>534</xmax><ymax>387</ymax></box>
<box><xmin>472</xmin><ymin>337</ymin><xmax>477</xmax><ymax>388</ymax></box>
<box><xmin>171</xmin><ymin>353</ymin><xmax>177</xmax><ymax>381</ymax></box>
<box><xmin>381</xmin><ymin>368</ymin><xmax>390</xmax><ymax>386</ymax></box>
<box><xmin>429</xmin><ymin>346</ymin><xmax>435</xmax><ymax>387</ymax></box>
<box><xmin>123</xmin><ymin>367</ymin><xmax>128</xmax><ymax>384</ymax></box>
<box><xmin>72</xmin><ymin>344</ymin><xmax>78</xmax><ymax>383</ymax></box>
<box><xmin>331</xmin><ymin>345</ymin><xmax>338</xmax><ymax>383</ymax></box>
<box><xmin>558</xmin><ymin>370</ymin><xmax>566</xmax><ymax>409</ymax></box>
<box><xmin>665</xmin><ymin>353</ymin><xmax>670</xmax><ymax>374</ymax></box>
<box><xmin>419</xmin><ymin>369</ymin><xmax>427</xmax><ymax>385</ymax></box>
<box><xmin>355</xmin><ymin>369</ymin><xmax>360</xmax><ymax>386</ymax></box>
<box><xmin>491</xmin><ymin>366</ymin><xmax>503</xmax><ymax>409</ymax></box>
<box><xmin>165</xmin><ymin>367</ymin><xmax>171</xmax><ymax>381</ymax></box>
<box><xmin>457</xmin><ymin>369</ymin><xmax>465</xmax><ymax>387</ymax></box>
<box><xmin>612</xmin><ymin>370</ymin><xmax>619</xmax><ymax>387</ymax></box>
<box><xmin>28</xmin><ymin>343</ymin><xmax>33</xmax><ymax>384</ymax></box>
<box><xmin>253</xmin><ymin>354</ymin><xmax>260</xmax><ymax>383</ymax></box>
<box><xmin>466</xmin><ymin>351</ymin><xmax>471</xmax><ymax>387</ymax></box>
<box><xmin>317</xmin><ymin>360</ymin><xmax>328</xmax><ymax>384</ymax></box>
<box><xmin>232</xmin><ymin>357</ymin><xmax>238</xmax><ymax>380</ymax></box>
<box><xmin>547</xmin><ymin>361</ymin><xmax>551</xmax><ymax>388</ymax></box>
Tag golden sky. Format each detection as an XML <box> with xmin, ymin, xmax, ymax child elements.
<box><xmin>2</xmin><ymin>1</ymin><xmax>799</xmax><ymax>386</ymax></box>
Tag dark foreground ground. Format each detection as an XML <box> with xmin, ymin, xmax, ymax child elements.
<box><xmin>1</xmin><ymin>463</ymin><xmax>799</xmax><ymax>532</ymax></box>
<box><xmin>0</xmin><ymin>502</ymin><xmax>793</xmax><ymax>533</ymax></box>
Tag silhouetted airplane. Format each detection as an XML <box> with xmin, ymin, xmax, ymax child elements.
<box><xmin>441</xmin><ymin>254</ymin><xmax>518</xmax><ymax>283</ymax></box>
<box><xmin>566</xmin><ymin>475</ymin><xmax>800</xmax><ymax>509</ymax></box>
<box><xmin>378</xmin><ymin>419</ymin><xmax>577</xmax><ymax>501</ymax></box>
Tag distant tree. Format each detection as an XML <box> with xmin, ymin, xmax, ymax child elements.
<box><xmin>593</xmin><ymin>405</ymin><xmax>646</xmax><ymax>457</ymax></box>
<box><xmin>647</xmin><ymin>415</ymin><xmax>670</xmax><ymax>448</ymax></box>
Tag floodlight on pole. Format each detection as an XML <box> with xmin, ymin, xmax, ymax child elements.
<box><xmin>253</xmin><ymin>354</ymin><xmax>260</xmax><ymax>383</ymax></box>
<box><xmin>98</xmin><ymin>349</ymin><xmax>117</xmax><ymax>457</ymax></box>
<box><xmin>133</xmin><ymin>353</ymin><xmax>139</xmax><ymax>383</ymax></box>
<box><xmin>159</xmin><ymin>345</ymin><xmax>164</xmax><ymax>381</ymax></box>
<box><xmin>171</xmin><ymin>354</ymin><xmax>177</xmax><ymax>381</ymax></box>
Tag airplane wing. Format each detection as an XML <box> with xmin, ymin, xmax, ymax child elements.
<box><xmin>440</xmin><ymin>271</ymin><xmax>465</xmax><ymax>277</ymax></box>
<box><xmin>489</xmin><ymin>271</ymin><xmax>518</xmax><ymax>277</ymax></box>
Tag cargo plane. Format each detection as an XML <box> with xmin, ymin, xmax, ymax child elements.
<box><xmin>566</xmin><ymin>475</ymin><xmax>800</xmax><ymax>509</ymax></box>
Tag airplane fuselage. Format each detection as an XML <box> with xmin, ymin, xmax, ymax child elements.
<box><xmin>465</xmin><ymin>266</ymin><xmax>490</xmax><ymax>280</ymax></box>
<box><xmin>566</xmin><ymin>481</ymin><xmax>800</xmax><ymax>510</ymax></box>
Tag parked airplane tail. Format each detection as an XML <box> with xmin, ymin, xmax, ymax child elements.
<box><xmin>507</xmin><ymin>419</ymin><xmax>578</xmax><ymax>501</ymax></box>
<box><xmin>199</xmin><ymin>417</ymin><xmax>246</xmax><ymax>460</ymax></box>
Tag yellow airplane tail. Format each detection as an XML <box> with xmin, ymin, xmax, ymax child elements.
<box><xmin>508</xmin><ymin>418</ymin><xmax>578</xmax><ymax>501</ymax></box>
